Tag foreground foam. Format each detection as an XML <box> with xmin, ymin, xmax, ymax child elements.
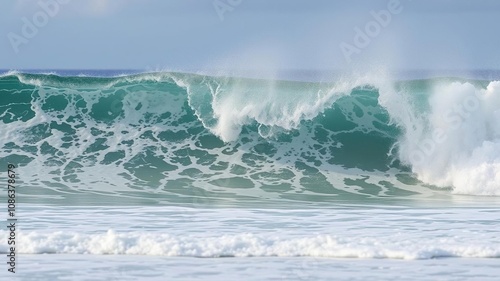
<box><xmin>0</xmin><ymin>230</ymin><xmax>498</xmax><ymax>259</ymax></box>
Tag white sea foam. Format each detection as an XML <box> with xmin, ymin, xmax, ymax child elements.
<box><xmin>394</xmin><ymin>81</ymin><xmax>500</xmax><ymax>195</ymax></box>
<box><xmin>3</xmin><ymin>206</ymin><xmax>499</xmax><ymax>259</ymax></box>
<box><xmin>1</xmin><ymin>230</ymin><xmax>498</xmax><ymax>259</ymax></box>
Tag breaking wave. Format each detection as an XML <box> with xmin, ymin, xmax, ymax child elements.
<box><xmin>0</xmin><ymin>71</ymin><xmax>499</xmax><ymax>202</ymax></box>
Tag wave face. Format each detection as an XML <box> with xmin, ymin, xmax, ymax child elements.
<box><xmin>0</xmin><ymin>71</ymin><xmax>499</xmax><ymax>204</ymax></box>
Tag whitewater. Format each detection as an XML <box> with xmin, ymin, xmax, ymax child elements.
<box><xmin>0</xmin><ymin>70</ymin><xmax>499</xmax><ymax>280</ymax></box>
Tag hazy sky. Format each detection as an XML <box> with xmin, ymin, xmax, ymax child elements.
<box><xmin>1</xmin><ymin>0</ymin><xmax>499</xmax><ymax>71</ymax></box>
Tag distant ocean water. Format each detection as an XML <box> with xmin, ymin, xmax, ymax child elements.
<box><xmin>0</xmin><ymin>69</ymin><xmax>499</xmax><ymax>280</ymax></box>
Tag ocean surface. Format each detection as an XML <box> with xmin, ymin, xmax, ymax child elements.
<box><xmin>0</xmin><ymin>69</ymin><xmax>499</xmax><ymax>280</ymax></box>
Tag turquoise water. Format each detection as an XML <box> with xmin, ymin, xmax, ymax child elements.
<box><xmin>1</xmin><ymin>70</ymin><xmax>500</xmax><ymax>280</ymax></box>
